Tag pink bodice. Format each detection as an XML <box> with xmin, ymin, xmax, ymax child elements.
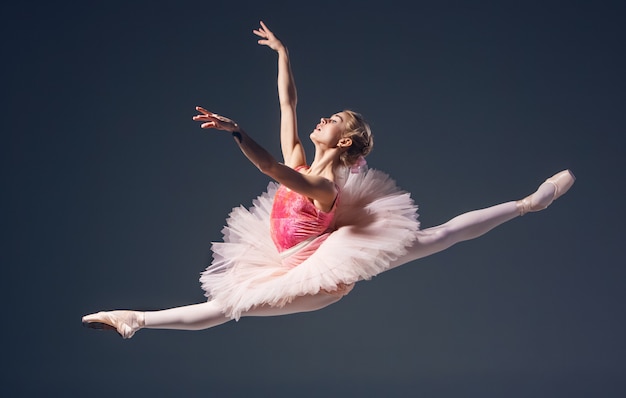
<box><xmin>270</xmin><ymin>184</ymin><xmax>337</xmax><ymax>253</ymax></box>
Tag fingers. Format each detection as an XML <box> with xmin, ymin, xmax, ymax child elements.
<box><xmin>193</xmin><ymin>108</ymin><xmax>238</xmax><ymax>132</ymax></box>
<box><xmin>253</xmin><ymin>21</ymin><xmax>274</xmax><ymax>39</ymax></box>
<box><xmin>193</xmin><ymin>107</ymin><xmax>229</xmax><ymax>121</ymax></box>
<box><xmin>193</xmin><ymin>107</ymin><xmax>217</xmax><ymax>123</ymax></box>
<box><xmin>193</xmin><ymin>107</ymin><xmax>223</xmax><ymax>121</ymax></box>
<box><xmin>195</xmin><ymin>106</ymin><xmax>210</xmax><ymax>114</ymax></box>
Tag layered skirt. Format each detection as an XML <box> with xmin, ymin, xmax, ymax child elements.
<box><xmin>200</xmin><ymin>168</ymin><xmax>420</xmax><ymax>319</ymax></box>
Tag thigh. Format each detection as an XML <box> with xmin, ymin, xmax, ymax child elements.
<box><xmin>387</xmin><ymin>227</ymin><xmax>453</xmax><ymax>270</ymax></box>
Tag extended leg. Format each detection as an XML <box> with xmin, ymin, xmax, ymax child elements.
<box><xmin>388</xmin><ymin>169</ymin><xmax>575</xmax><ymax>269</ymax></box>
<box><xmin>143</xmin><ymin>292</ymin><xmax>341</xmax><ymax>330</ymax></box>
<box><xmin>388</xmin><ymin>201</ymin><xmax>519</xmax><ymax>269</ymax></box>
<box><xmin>83</xmin><ymin>292</ymin><xmax>342</xmax><ymax>338</ymax></box>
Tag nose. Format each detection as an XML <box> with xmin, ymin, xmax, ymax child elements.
<box><xmin>316</xmin><ymin>118</ymin><xmax>327</xmax><ymax>130</ymax></box>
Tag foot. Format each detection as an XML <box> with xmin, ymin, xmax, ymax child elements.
<box><xmin>82</xmin><ymin>310</ymin><xmax>145</xmax><ymax>339</ymax></box>
<box><xmin>517</xmin><ymin>170</ymin><xmax>575</xmax><ymax>216</ymax></box>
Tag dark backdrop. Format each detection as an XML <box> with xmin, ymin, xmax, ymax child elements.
<box><xmin>2</xmin><ymin>1</ymin><xmax>625</xmax><ymax>397</ymax></box>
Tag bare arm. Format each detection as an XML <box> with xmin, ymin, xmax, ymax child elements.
<box><xmin>193</xmin><ymin>108</ymin><xmax>336</xmax><ymax>210</ymax></box>
<box><xmin>253</xmin><ymin>21</ymin><xmax>305</xmax><ymax>169</ymax></box>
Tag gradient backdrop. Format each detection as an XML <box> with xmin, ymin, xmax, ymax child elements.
<box><xmin>2</xmin><ymin>1</ymin><xmax>625</xmax><ymax>397</ymax></box>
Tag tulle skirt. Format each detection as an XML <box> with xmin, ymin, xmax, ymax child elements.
<box><xmin>200</xmin><ymin>168</ymin><xmax>420</xmax><ymax>319</ymax></box>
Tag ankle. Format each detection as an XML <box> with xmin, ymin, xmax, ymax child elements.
<box><xmin>137</xmin><ymin>311</ymin><xmax>146</xmax><ymax>328</ymax></box>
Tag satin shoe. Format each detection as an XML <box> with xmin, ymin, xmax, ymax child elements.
<box><xmin>82</xmin><ymin>310</ymin><xmax>144</xmax><ymax>339</ymax></box>
<box><xmin>517</xmin><ymin>169</ymin><xmax>575</xmax><ymax>215</ymax></box>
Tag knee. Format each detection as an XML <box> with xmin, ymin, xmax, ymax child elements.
<box><xmin>316</xmin><ymin>293</ymin><xmax>343</xmax><ymax>309</ymax></box>
<box><xmin>415</xmin><ymin>224</ymin><xmax>458</xmax><ymax>254</ymax></box>
<box><xmin>321</xmin><ymin>283</ymin><xmax>354</xmax><ymax>299</ymax></box>
<box><xmin>309</xmin><ymin>288</ymin><xmax>349</xmax><ymax>311</ymax></box>
<box><xmin>425</xmin><ymin>225</ymin><xmax>454</xmax><ymax>246</ymax></box>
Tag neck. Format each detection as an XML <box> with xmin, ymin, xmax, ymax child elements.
<box><xmin>308</xmin><ymin>148</ymin><xmax>342</xmax><ymax>181</ymax></box>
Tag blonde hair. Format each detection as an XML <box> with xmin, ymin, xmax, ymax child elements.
<box><xmin>340</xmin><ymin>110</ymin><xmax>374</xmax><ymax>166</ymax></box>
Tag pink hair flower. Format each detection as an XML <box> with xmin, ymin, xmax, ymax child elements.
<box><xmin>350</xmin><ymin>156</ymin><xmax>368</xmax><ymax>174</ymax></box>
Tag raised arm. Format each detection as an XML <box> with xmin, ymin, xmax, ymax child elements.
<box><xmin>253</xmin><ymin>21</ymin><xmax>305</xmax><ymax>169</ymax></box>
<box><xmin>193</xmin><ymin>108</ymin><xmax>337</xmax><ymax>211</ymax></box>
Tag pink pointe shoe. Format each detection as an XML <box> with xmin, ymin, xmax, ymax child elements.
<box><xmin>517</xmin><ymin>170</ymin><xmax>576</xmax><ymax>216</ymax></box>
<box><xmin>82</xmin><ymin>310</ymin><xmax>144</xmax><ymax>339</ymax></box>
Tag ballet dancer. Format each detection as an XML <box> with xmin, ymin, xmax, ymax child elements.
<box><xmin>83</xmin><ymin>21</ymin><xmax>574</xmax><ymax>339</ymax></box>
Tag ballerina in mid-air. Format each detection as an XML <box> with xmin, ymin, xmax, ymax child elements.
<box><xmin>83</xmin><ymin>21</ymin><xmax>574</xmax><ymax>339</ymax></box>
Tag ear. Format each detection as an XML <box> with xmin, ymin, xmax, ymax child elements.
<box><xmin>337</xmin><ymin>137</ymin><xmax>352</xmax><ymax>148</ymax></box>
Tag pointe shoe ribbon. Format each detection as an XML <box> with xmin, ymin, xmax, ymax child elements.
<box><xmin>518</xmin><ymin>170</ymin><xmax>576</xmax><ymax>216</ymax></box>
<box><xmin>82</xmin><ymin>311</ymin><xmax>143</xmax><ymax>339</ymax></box>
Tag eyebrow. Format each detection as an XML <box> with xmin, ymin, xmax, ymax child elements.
<box><xmin>332</xmin><ymin>114</ymin><xmax>344</xmax><ymax>122</ymax></box>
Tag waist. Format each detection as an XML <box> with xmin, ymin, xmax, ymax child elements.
<box><xmin>279</xmin><ymin>236</ymin><xmax>318</xmax><ymax>259</ymax></box>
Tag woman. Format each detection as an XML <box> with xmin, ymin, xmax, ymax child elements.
<box><xmin>83</xmin><ymin>22</ymin><xmax>574</xmax><ymax>339</ymax></box>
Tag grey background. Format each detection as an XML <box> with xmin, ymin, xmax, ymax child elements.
<box><xmin>3</xmin><ymin>0</ymin><xmax>625</xmax><ymax>397</ymax></box>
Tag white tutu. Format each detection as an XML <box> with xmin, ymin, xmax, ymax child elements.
<box><xmin>200</xmin><ymin>168</ymin><xmax>420</xmax><ymax>319</ymax></box>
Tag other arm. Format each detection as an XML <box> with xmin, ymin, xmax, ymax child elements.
<box><xmin>254</xmin><ymin>21</ymin><xmax>305</xmax><ymax>169</ymax></box>
<box><xmin>193</xmin><ymin>108</ymin><xmax>336</xmax><ymax>209</ymax></box>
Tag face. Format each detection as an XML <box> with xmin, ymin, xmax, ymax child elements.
<box><xmin>310</xmin><ymin>112</ymin><xmax>349</xmax><ymax>148</ymax></box>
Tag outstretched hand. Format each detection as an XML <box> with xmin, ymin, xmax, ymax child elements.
<box><xmin>193</xmin><ymin>107</ymin><xmax>239</xmax><ymax>132</ymax></box>
<box><xmin>253</xmin><ymin>21</ymin><xmax>284</xmax><ymax>52</ymax></box>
